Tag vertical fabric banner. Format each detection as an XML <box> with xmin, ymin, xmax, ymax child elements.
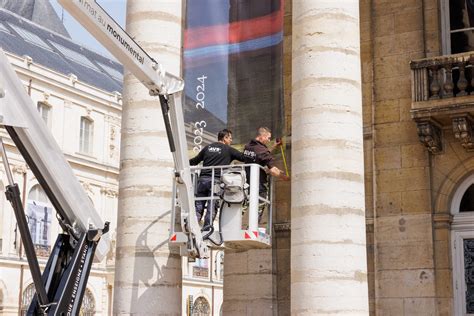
<box><xmin>184</xmin><ymin>0</ymin><xmax>284</xmax><ymax>151</ymax></box>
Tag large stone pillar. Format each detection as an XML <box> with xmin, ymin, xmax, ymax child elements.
<box><xmin>291</xmin><ymin>1</ymin><xmax>369</xmax><ymax>315</ymax></box>
<box><xmin>223</xmin><ymin>248</ymin><xmax>275</xmax><ymax>315</ymax></box>
<box><xmin>113</xmin><ymin>1</ymin><xmax>183</xmax><ymax>314</ymax></box>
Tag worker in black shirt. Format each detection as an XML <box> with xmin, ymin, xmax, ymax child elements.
<box><xmin>243</xmin><ymin>127</ymin><xmax>289</xmax><ymax>221</ymax></box>
<box><xmin>190</xmin><ymin>128</ymin><xmax>244</xmax><ymax>230</ymax></box>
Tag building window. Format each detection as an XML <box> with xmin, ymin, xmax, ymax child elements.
<box><xmin>20</xmin><ymin>283</ymin><xmax>36</xmax><ymax>315</ymax></box>
<box><xmin>214</xmin><ymin>251</ymin><xmax>224</xmax><ymax>281</ymax></box>
<box><xmin>192</xmin><ymin>258</ymin><xmax>209</xmax><ymax>278</ymax></box>
<box><xmin>451</xmin><ymin>174</ymin><xmax>474</xmax><ymax>315</ymax></box>
<box><xmin>460</xmin><ymin>184</ymin><xmax>474</xmax><ymax>212</ymax></box>
<box><xmin>81</xmin><ymin>288</ymin><xmax>96</xmax><ymax>316</ymax></box>
<box><xmin>27</xmin><ymin>185</ymin><xmax>53</xmax><ymax>256</ymax></box>
<box><xmin>80</xmin><ymin>116</ymin><xmax>94</xmax><ymax>154</ymax></box>
<box><xmin>192</xmin><ymin>297</ymin><xmax>210</xmax><ymax>316</ymax></box>
<box><xmin>442</xmin><ymin>0</ymin><xmax>474</xmax><ymax>54</ymax></box>
<box><xmin>464</xmin><ymin>239</ymin><xmax>474</xmax><ymax>313</ymax></box>
<box><xmin>37</xmin><ymin>102</ymin><xmax>51</xmax><ymax>128</ymax></box>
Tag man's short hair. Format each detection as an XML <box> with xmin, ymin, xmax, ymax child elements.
<box><xmin>256</xmin><ymin>127</ymin><xmax>271</xmax><ymax>137</ymax></box>
<box><xmin>218</xmin><ymin>129</ymin><xmax>232</xmax><ymax>141</ymax></box>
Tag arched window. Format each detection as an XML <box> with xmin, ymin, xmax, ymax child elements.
<box><xmin>192</xmin><ymin>296</ymin><xmax>210</xmax><ymax>316</ymax></box>
<box><xmin>0</xmin><ymin>287</ymin><xmax>3</xmax><ymax>312</ymax></box>
<box><xmin>21</xmin><ymin>284</ymin><xmax>95</xmax><ymax>315</ymax></box>
<box><xmin>451</xmin><ymin>175</ymin><xmax>474</xmax><ymax>315</ymax></box>
<box><xmin>27</xmin><ymin>185</ymin><xmax>53</xmax><ymax>255</ymax></box>
<box><xmin>80</xmin><ymin>288</ymin><xmax>96</xmax><ymax>316</ymax></box>
<box><xmin>460</xmin><ymin>184</ymin><xmax>474</xmax><ymax>213</ymax></box>
<box><xmin>20</xmin><ymin>283</ymin><xmax>36</xmax><ymax>315</ymax></box>
<box><xmin>80</xmin><ymin>116</ymin><xmax>94</xmax><ymax>154</ymax></box>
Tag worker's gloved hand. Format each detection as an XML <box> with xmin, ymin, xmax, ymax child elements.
<box><xmin>275</xmin><ymin>137</ymin><xmax>283</xmax><ymax>147</ymax></box>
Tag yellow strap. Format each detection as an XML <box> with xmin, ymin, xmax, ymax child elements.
<box><xmin>280</xmin><ymin>140</ymin><xmax>289</xmax><ymax>176</ymax></box>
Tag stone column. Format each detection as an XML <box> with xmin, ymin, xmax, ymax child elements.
<box><xmin>223</xmin><ymin>248</ymin><xmax>275</xmax><ymax>315</ymax></box>
<box><xmin>113</xmin><ymin>1</ymin><xmax>183</xmax><ymax>314</ymax></box>
<box><xmin>291</xmin><ymin>1</ymin><xmax>369</xmax><ymax>315</ymax></box>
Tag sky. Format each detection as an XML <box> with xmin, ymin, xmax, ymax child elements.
<box><xmin>50</xmin><ymin>0</ymin><xmax>126</xmax><ymax>59</ymax></box>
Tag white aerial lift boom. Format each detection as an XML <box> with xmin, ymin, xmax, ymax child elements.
<box><xmin>0</xmin><ymin>49</ymin><xmax>110</xmax><ymax>315</ymax></box>
<box><xmin>58</xmin><ymin>0</ymin><xmax>273</xmax><ymax>258</ymax></box>
<box><xmin>0</xmin><ymin>1</ymin><xmax>273</xmax><ymax>314</ymax></box>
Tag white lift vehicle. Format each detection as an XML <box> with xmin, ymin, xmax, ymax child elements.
<box><xmin>0</xmin><ymin>49</ymin><xmax>110</xmax><ymax>315</ymax></box>
<box><xmin>0</xmin><ymin>1</ymin><xmax>274</xmax><ymax>313</ymax></box>
<box><xmin>58</xmin><ymin>0</ymin><xmax>274</xmax><ymax>256</ymax></box>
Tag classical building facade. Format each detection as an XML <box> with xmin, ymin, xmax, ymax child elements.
<box><xmin>361</xmin><ymin>0</ymin><xmax>474</xmax><ymax>314</ymax></box>
<box><xmin>3</xmin><ymin>0</ymin><xmax>474</xmax><ymax>315</ymax></box>
<box><xmin>0</xmin><ymin>4</ymin><xmax>122</xmax><ymax>314</ymax></box>
<box><xmin>0</xmin><ymin>2</ymin><xmax>223</xmax><ymax>315</ymax></box>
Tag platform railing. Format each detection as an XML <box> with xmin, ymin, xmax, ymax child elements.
<box><xmin>172</xmin><ymin>163</ymin><xmax>274</xmax><ymax>242</ymax></box>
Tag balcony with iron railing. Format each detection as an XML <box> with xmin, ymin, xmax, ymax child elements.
<box><xmin>411</xmin><ymin>52</ymin><xmax>474</xmax><ymax>153</ymax></box>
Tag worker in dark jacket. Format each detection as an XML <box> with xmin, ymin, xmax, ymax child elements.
<box><xmin>189</xmin><ymin>129</ymin><xmax>244</xmax><ymax>230</ymax></box>
<box><xmin>243</xmin><ymin>127</ymin><xmax>289</xmax><ymax>197</ymax></box>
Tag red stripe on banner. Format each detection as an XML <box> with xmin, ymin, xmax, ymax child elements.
<box><xmin>184</xmin><ymin>5</ymin><xmax>283</xmax><ymax>49</ymax></box>
<box><xmin>245</xmin><ymin>232</ymin><xmax>251</xmax><ymax>239</ymax></box>
<box><xmin>170</xmin><ymin>234</ymin><xmax>177</xmax><ymax>241</ymax></box>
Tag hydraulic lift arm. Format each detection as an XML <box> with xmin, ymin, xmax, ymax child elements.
<box><xmin>0</xmin><ymin>49</ymin><xmax>110</xmax><ymax>315</ymax></box>
<box><xmin>58</xmin><ymin>0</ymin><xmax>208</xmax><ymax>259</ymax></box>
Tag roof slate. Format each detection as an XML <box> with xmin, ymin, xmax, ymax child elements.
<box><xmin>0</xmin><ymin>0</ymin><xmax>70</xmax><ymax>37</ymax></box>
<box><xmin>0</xmin><ymin>8</ymin><xmax>123</xmax><ymax>93</ymax></box>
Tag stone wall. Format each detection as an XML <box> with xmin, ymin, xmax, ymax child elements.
<box><xmin>359</xmin><ymin>0</ymin><xmax>456</xmax><ymax>314</ymax></box>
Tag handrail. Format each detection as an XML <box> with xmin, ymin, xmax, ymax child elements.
<box><xmin>172</xmin><ymin>163</ymin><xmax>274</xmax><ymax>245</ymax></box>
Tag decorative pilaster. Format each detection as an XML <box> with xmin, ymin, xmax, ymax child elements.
<box><xmin>416</xmin><ymin>120</ymin><xmax>442</xmax><ymax>154</ymax></box>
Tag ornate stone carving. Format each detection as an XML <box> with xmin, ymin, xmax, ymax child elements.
<box><xmin>453</xmin><ymin>115</ymin><xmax>474</xmax><ymax>151</ymax></box>
<box><xmin>109</xmin><ymin>125</ymin><xmax>117</xmax><ymax>159</ymax></box>
<box><xmin>101</xmin><ymin>187</ymin><xmax>118</xmax><ymax>197</ymax></box>
<box><xmin>80</xmin><ymin>181</ymin><xmax>94</xmax><ymax>195</ymax></box>
<box><xmin>42</xmin><ymin>92</ymin><xmax>50</xmax><ymax>103</ymax></box>
<box><xmin>68</xmin><ymin>73</ymin><xmax>78</xmax><ymax>86</ymax></box>
<box><xmin>416</xmin><ymin>120</ymin><xmax>442</xmax><ymax>154</ymax></box>
<box><xmin>113</xmin><ymin>91</ymin><xmax>122</xmax><ymax>102</ymax></box>
<box><xmin>23</xmin><ymin>55</ymin><xmax>33</xmax><ymax>67</ymax></box>
<box><xmin>12</xmin><ymin>164</ymin><xmax>28</xmax><ymax>174</ymax></box>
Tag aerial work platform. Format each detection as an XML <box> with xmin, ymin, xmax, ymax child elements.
<box><xmin>59</xmin><ymin>0</ymin><xmax>275</xmax><ymax>260</ymax></box>
<box><xmin>170</xmin><ymin>163</ymin><xmax>273</xmax><ymax>251</ymax></box>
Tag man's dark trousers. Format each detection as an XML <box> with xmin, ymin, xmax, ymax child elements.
<box><xmin>195</xmin><ymin>176</ymin><xmax>219</xmax><ymax>229</ymax></box>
